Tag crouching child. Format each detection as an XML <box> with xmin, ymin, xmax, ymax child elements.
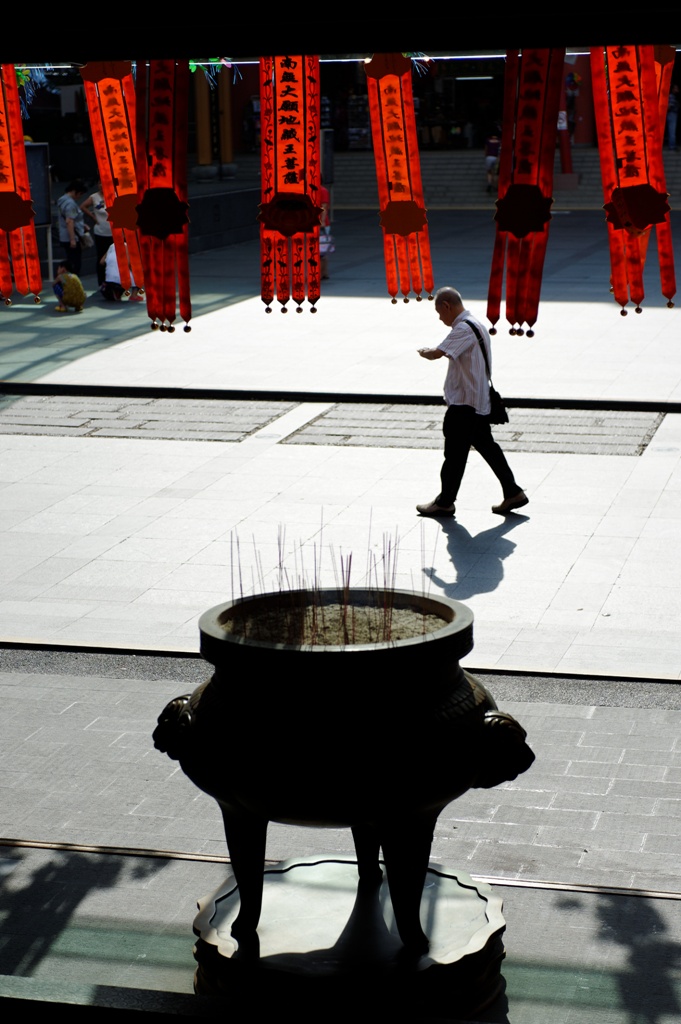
<box><xmin>53</xmin><ymin>261</ymin><xmax>86</xmax><ymax>312</ymax></box>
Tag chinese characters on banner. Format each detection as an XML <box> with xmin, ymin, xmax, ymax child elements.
<box><xmin>0</xmin><ymin>64</ymin><xmax>42</xmax><ymax>303</ymax></box>
<box><xmin>81</xmin><ymin>61</ymin><xmax>144</xmax><ymax>295</ymax></box>
<box><xmin>590</xmin><ymin>44</ymin><xmax>675</xmax><ymax>313</ymax></box>
<box><xmin>259</xmin><ymin>55</ymin><xmax>322</xmax><ymax>312</ymax></box>
<box><xmin>135</xmin><ymin>59</ymin><xmax>191</xmax><ymax>331</ymax></box>
<box><xmin>487</xmin><ymin>49</ymin><xmax>564</xmax><ymax>336</ymax></box>
<box><xmin>365</xmin><ymin>53</ymin><xmax>433</xmax><ymax>303</ymax></box>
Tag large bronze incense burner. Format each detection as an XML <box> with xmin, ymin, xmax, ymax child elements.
<box><xmin>154</xmin><ymin>589</ymin><xmax>535</xmax><ymax>957</ymax></box>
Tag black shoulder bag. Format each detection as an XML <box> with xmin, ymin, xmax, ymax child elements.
<box><xmin>464</xmin><ymin>319</ymin><xmax>509</xmax><ymax>425</ymax></box>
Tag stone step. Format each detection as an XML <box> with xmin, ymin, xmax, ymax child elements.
<box><xmin>331</xmin><ymin>148</ymin><xmax>681</xmax><ymax>211</ymax></box>
<box><xmin>224</xmin><ymin>148</ymin><xmax>681</xmax><ymax>213</ymax></box>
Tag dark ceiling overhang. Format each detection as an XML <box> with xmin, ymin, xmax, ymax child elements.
<box><xmin>2</xmin><ymin>13</ymin><xmax>680</xmax><ymax>65</ymax></box>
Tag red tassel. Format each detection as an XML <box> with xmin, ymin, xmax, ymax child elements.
<box><xmin>606</xmin><ymin>223</ymin><xmax>629</xmax><ymax>310</ymax></box>
<box><xmin>396</xmin><ymin>234</ymin><xmax>411</xmax><ymax>300</ymax></box>
<box><xmin>261</xmin><ymin>229</ymin><xmax>276</xmax><ymax>309</ymax></box>
<box><xmin>383</xmin><ymin>234</ymin><xmax>399</xmax><ymax>301</ymax></box>
<box><xmin>8</xmin><ymin>231</ymin><xmax>28</xmax><ymax>294</ymax></box>
<box><xmin>625</xmin><ymin>234</ymin><xmax>645</xmax><ymax>308</ymax></box>
<box><xmin>0</xmin><ymin>233</ymin><xmax>12</xmax><ymax>299</ymax></box>
<box><xmin>486</xmin><ymin>231</ymin><xmax>506</xmax><ymax>330</ymax></box>
<box><xmin>656</xmin><ymin>219</ymin><xmax>676</xmax><ymax>305</ymax></box>
<box><xmin>307</xmin><ymin>233</ymin><xmax>321</xmax><ymax>306</ymax></box>
<box><xmin>505</xmin><ymin>236</ymin><xmax>520</xmax><ymax>329</ymax></box>
<box><xmin>275</xmin><ymin>236</ymin><xmax>290</xmax><ymax>309</ymax></box>
<box><xmin>407</xmin><ymin>234</ymin><xmax>423</xmax><ymax>296</ymax></box>
<box><xmin>522</xmin><ymin>230</ymin><xmax>550</xmax><ymax>330</ymax></box>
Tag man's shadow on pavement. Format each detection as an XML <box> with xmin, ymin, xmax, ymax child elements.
<box><xmin>422</xmin><ymin>513</ymin><xmax>529</xmax><ymax>600</ymax></box>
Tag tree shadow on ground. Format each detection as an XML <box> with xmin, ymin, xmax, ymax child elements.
<box><xmin>0</xmin><ymin>847</ymin><xmax>162</xmax><ymax>977</ymax></box>
<box><xmin>595</xmin><ymin>891</ymin><xmax>681</xmax><ymax>1024</ymax></box>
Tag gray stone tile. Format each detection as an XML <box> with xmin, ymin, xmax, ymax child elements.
<box><xmin>569</xmin><ymin>745</ymin><xmax>625</xmax><ymax>763</ymax></box>
<box><xmin>507</xmin><ymin>772</ymin><xmax>611</xmax><ymax>795</ymax></box>
<box><xmin>495</xmin><ymin>805</ymin><xmax>599</xmax><ymax>829</ymax></box>
<box><xmin>579</xmin><ymin>846</ymin><xmax>681</xmax><ymax>883</ymax></box>
<box><xmin>609</xmin><ymin>777</ymin><xmax>681</xmax><ymax>799</ymax></box>
<box><xmin>567</xmin><ymin>762</ymin><xmax>667</xmax><ymax>781</ymax></box>
<box><xmin>478</xmin><ymin>840</ymin><xmax>587</xmax><ymax>880</ymax></box>
<box><xmin>443</xmin><ymin>820</ymin><xmax>539</xmax><ymax>845</ymax></box>
<box><xmin>655</xmin><ymin>797</ymin><xmax>681</xmax><ymax>815</ymax></box>
<box><xmin>620</xmin><ymin>748</ymin><xmax>679</xmax><ymax>767</ymax></box>
<box><xmin>553</xmin><ymin>792</ymin><xmax>657</xmax><ymax>815</ymax></box>
<box><xmin>438</xmin><ymin>795</ymin><xmax>499</xmax><ymax>822</ymax></box>
<box><xmin>476</xmin><ymin>788</ymin><xmax>557</xmax><ymax>810</ymax></box>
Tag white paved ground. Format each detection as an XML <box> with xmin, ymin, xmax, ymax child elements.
<box><xmin>33</xmin><ymin>293</ymin><xmax>681</xmax><ymax>402</ymax></box>
<box><xmin>2</xmin><ymin>292</ymin><xmax>681</xmax><ymax>679</ymax></box>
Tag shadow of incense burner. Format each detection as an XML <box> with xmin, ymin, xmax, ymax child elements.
<box><xmin>153</xmin><ymin>589</ymin><xmax>535</xmax><ymax>955</ymax></box>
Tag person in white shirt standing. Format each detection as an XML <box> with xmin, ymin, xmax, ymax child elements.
<box><xmin>80</xmin><ymin>184</ymin><xmax>112</xmax><ymax>286</ymax></box>
<box><xmin>416</xmin><ymin>286</ymin><xmax>528</xmax><ymax>518</ymax></box>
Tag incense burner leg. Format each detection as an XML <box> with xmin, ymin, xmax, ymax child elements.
<box><xmin>219</xmin><ymin>804</ymin><xmax>268</xmax><ymax>949</ymax></box>
<box><xmin>351</xmin><ymin>823</ymin><xmax>384</xmax><ymax>887</ymax></box>
<box><xmin>380</xmin><ymin>812</ymin><xmax>439</xmax><ymax>954</ymax></box>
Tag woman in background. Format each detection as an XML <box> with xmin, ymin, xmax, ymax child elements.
<box><xmin>81</xmin><ymin>184</ymin><xmax>113</xmax><ymax>286</ymax></box>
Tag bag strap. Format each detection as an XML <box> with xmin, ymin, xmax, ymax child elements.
<box><xmin>463</xmin><ymin>318</ymin><xmax>493</xmax><ymax>384</ymax></box>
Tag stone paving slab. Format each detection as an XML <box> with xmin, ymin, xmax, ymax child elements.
<box><xmin>0</xmin><ymin>396</ymin><xmax>296</xmax><ymax>443</ymax></box>
<box><xmin>0</xmin><ymin>394</ymin><xmax>665</xmax><ymax>457</ymax></box>
<box><xmin>285</xmin><ymin>405</ymin><xmax>665</xmax><ymax>456</ymax></box>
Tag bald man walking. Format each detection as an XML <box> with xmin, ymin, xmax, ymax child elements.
<box><xmin>416</xmin><ymin>287</ymin><xmax>528</xmax><ymax>518</ymax></box>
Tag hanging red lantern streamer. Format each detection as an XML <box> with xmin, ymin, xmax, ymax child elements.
<box><xmin>652</xmin><ymin>47</ymin><xmax>677</xmax><ymax>307</ymax></box>
<box><xmin>0</xmin><ymin>64</ymin><xmax>42</xmax><ymax>304</ymax></box>
<box><xmin>365</xmin><ymin>53</ymin><xmax>433</xmax><ymax>304</ymax></box>
<box><xmin>81</xmin><ymin>62</ymin><xmax>144</xmax><ymax>295</ymax></box>
<box><xmin>135</xmin><ymin>59</ymin><xmax>191</xmax><ymax>332</ymax></box>
<box><xmin>590</xmin><ymin>44</ymin><xmax>675</xmax><ymax>314</ymax></box>
<box><xmin>259</xmin><ymin>55</ymin><xmax>321</xmax><ymax>313</ymax></box>
<box><xmin>631</xmin><ymin>48</ymin><xmax>675</xmax><ymax>283</ymax></box>
<box><xmin>487</xmin><ymin>49</ymin><xmax>565</xmax><ymax>336</ymax></box>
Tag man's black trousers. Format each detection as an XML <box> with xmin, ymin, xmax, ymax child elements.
<box><xmin>436</xmin><ymin>404</ymin><xmax>520</xmax><ymax>506</ymax></box>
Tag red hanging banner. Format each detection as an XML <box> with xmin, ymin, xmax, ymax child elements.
<box><xmin>0</xmin><ymin>64</ymin><xmax>42</xmax><ymax>304</ymax></box>
<box><xmin>81</xmin><ymin>61</ymin><xmax>144</xmax><ymax>295</ymax></box>
<box><xmin>135</xmin><ymin>59</ymin><xmax>191</xmax><ymax>331</ymax></box>
<box><xmin>590</xmin><ymin>44</ymin><xmax>675</xmax><ymax>313</ymax></box>
<box><xmin>487</xmin><ymin>49</ymin><xmax>565</xmax><ymax>336</ymax></box>
<box><xmin>259</xmin><ymin>55</ymin><xmax>321</xmax><ymax>313</ymax></box>
<box><xmin>365</xmin><ymin>53</ymin><xmax>434</xmax><ymax>304</ymax></box>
